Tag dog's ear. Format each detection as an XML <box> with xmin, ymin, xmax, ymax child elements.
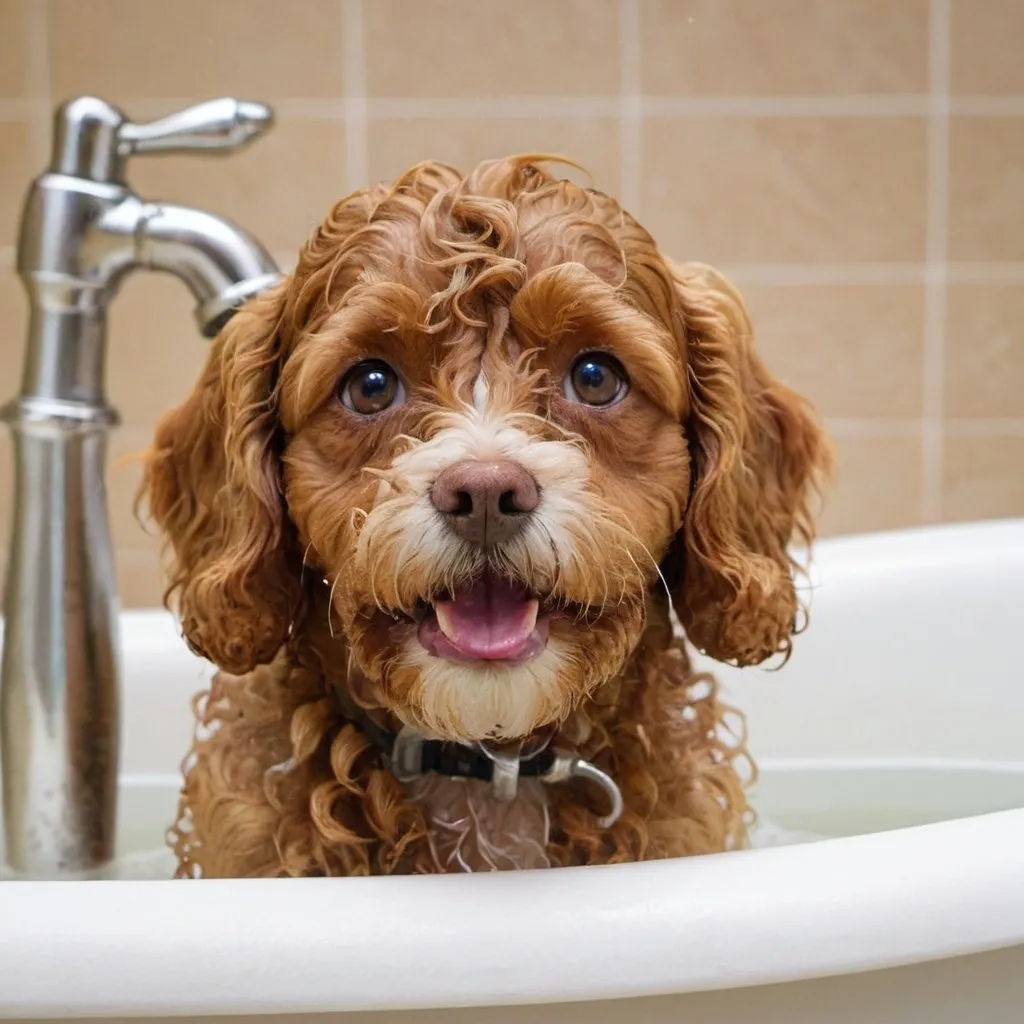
<box><xmin>662</xmin><ymin>262</ymin><xmax>831</xmax><ymax>667</ymax></box>
<box><xmin>142</xmin><ymin>281</ymin><xmax>301</xmax><ymax>674</ymax></box>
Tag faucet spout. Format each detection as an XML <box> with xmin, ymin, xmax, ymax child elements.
<box><xmin>100</xmin><ymin>197</ymin><xmax>281</xmax><ymax>337</ymax></box>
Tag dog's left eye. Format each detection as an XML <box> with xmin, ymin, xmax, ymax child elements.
<box><xmin>565</xmin><ymin>352</ymin><xmax>629</xmax><ymax>407</ymax></box>
<box><xmin>338</xmin><ymin>360</ymin><xmax>404</xmax><ymax>416</ymax></box>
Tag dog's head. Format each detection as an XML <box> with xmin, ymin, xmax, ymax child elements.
<box><xmin>145</xmin><ymin>157</ymin><xmax>829</xmax><ymax>743</ymax></box>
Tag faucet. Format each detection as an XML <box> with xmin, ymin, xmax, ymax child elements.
<box><xmin>0</xmin><ymin>96</ymin><xmax>282</xmax><ymax>877</ymax></box>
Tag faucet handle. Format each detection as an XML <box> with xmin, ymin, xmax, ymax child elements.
<box><xmin>47</xmin><ymin>96</ymin><xmax>276</xmax><ymax>183</ymax></box>
<box><xmin>118</xmin><ymin>98</ymin><xmax>274</xmax><ymax>156</ymax></box>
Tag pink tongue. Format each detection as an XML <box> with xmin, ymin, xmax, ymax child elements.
<box><xmin>425</xmin><ymin>575</ymin><xmax>540</xmax><ymax>661</ymax></box>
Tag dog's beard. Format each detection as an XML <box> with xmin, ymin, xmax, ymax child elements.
<box><xmin>345</xmin><ymin>588</ymin><xmax>648</xmax><ymax>743</ymax></box>
<box><xmin>390</xmin><ymin>630</ymin><xmax>576</xmax><ymax>741</ymax></box>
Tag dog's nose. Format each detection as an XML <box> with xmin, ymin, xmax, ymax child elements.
<box><xmin>431</xmin><ymin>459</ymin><xmax>539</xmax><ymax>549</ymax></box>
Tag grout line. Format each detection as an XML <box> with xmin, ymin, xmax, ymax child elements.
<box><xmin>946</xmin><ymin>262</ymin><xmax>1024</xmax><ymax>283</ymax></box>
<box><xmin>944</xmin><ymin>419</ymin><xmax>1024</xmax><ymax>437</ymax></box>
<box><xmin>727</xmin><ymin>263</ymin><xmax>1024</xmax><ymax>286</ymax></box>
<box><xmin>697</xmin><ymin>262</ymin><xmax>1024</xmax><ymax>286</ymax></box>
<box><xmin>366</xmin><ymin>96</ymin><xmax>619</xmax><ymax>119</ymax></box>
<box><xmin>7</xmin><ymin>245</ymin><xmax>1024</xmax><ymax>285</ymax></box>
<box><xmin>949</xmin><ymin>95</ymin><xmax>1024</xmax><ymax>116</ymax></box>
<box><xmin>825</xmin><ymin>419</ymin><xmax>924</xmax><ymax>437</ymax></box>
<box><xmin>722</xmin><ymin>263</ymin><xmax>927</xmax><ymax>286</ymax></box>
<box><xmin>642</xmin><ymin>94</ymin><xmax>932</xmax><ymax>118</ymax></box>
<box><xmin>7</xmin><ymin>94</ymin><xmax>1024</xmax><ymax>124</ymax></box>
<box><xmin>121</xmin><ymin>98</ymin><xmax>347</xmax><ymax>120</ymax></box>
<box><xmin>825</xmin><ymin>418</ymin><xmax>1024</xmax><ymax>439</ymax></box>
<box><xmin>921</xmin><ymin>0</ymin><xmax>952</xmax><ymax>523</ymax></box>
<box><xmin>6</xmin><ymin>243</ymin><xmax>1024</xmax><ymax>286</ymax></box>
<box><xmin>617</xmin><ymin>0</ymin><xmax>642</xmax><ymax>214</ymax></box>
<box><xmin>341</xmin><ymin>0</ymin><xmax>368</xmax><ymax>189</ymax></box>
<box><xmin>6</xmin><ymin>94</ymin><xmax>1024</xmax><ymax>124</ymax></box>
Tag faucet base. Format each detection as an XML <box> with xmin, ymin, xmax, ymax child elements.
<box><xmin>1</xmin><ymin>421</ymin><xmax>121</xmax><ymax>877</ymax></box>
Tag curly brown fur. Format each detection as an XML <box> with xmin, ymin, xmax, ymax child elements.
<box><xmin>142</xmin><ymin>156</ymin><xmax>830</xmax><ymax>878</ymax></box>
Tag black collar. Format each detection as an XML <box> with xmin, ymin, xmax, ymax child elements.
<box><xmin>331</xmin><ymin>681</ymin><xmax>623</xmax><ymax>826</ymax></box>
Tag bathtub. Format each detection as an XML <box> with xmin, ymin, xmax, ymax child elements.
<box><xmin>1</xmin><ymin>518</ymin><xmax>1023</xmax><ymax>1022</ymax></box>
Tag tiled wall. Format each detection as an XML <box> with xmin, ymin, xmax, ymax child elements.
<box><xmin>0</xmin><ymin>0</ymin><xmax>1022</xmax><ymax>607</ymax></box>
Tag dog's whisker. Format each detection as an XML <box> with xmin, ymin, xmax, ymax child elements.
<box><xmin>326</xmin><ymin>573</ymin><xmax>341</xmax><ymax>639</ymax></box>
<box><xmin>634</xmin><ymin>539</ymin><xmax>674</xmax><ymax>610</ymax></box>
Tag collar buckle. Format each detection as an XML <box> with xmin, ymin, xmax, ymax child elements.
<box><xmin>474</xmin><ymin>741</ymin><xmax>523</xmax><ymax>802</ymax></box>
<box><xmin>389</xmin><ymin>726</ymin><xmax>427</xmax><ymax>784</ymax></box>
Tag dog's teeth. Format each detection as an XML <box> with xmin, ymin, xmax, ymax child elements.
<box><xmin>522</xmin><ymin>598</ymin><xmax>539</xmax><ymax>634</ymax></box>
<box><xmin>435</xmin><ymin>602</ymin><xmax>455</xmax><ymax>640</ymax></box>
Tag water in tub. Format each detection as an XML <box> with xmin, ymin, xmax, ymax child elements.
<box><xmin>7</xmin><ymin>756</ymin><xmax>1024</xmax><ymax>879</ymax></box>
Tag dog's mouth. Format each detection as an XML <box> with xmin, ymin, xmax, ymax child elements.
<box><xmin>415</xmin><ymin>571</ymin><xmax>555</xmax><ymax>665</ymax></box>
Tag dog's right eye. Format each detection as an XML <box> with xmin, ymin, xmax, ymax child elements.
<box><xmin>565</xmin><ymin>352</ymin><xmax>629</xmax><ymax>407</ymax></box>
<box><xmin>338</xmin><ymin>360</ymin><xmax>404</xmax><ymax>416</ymax></box>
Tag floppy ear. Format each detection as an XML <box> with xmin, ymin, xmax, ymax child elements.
<box><xmin>142</xmin><ymin>282</ymin><xmax>302</xmax><ymax>674</ymax></box>
<box><xmin>664</xmin><ymin>262</ymin><xmax>831</xmax><ymax>667</ymax></box>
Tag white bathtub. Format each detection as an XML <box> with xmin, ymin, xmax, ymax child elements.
<box><xmin>1</xmin><ymin>519</ymin><xmax>1023</xmax><ymax>1022</ymax></box>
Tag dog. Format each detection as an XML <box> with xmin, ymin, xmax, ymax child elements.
<box><xmin>142</xmin><ymin>156</ymin><xmax>829</xmax><ymax>877</ymax></box>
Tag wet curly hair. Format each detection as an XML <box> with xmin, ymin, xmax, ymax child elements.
<box><xmin>142</xmin><ymin>156</ymin><xmax>830</xmax><ymax>877</ymax></box>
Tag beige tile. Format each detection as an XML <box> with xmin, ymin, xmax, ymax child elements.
<box><xmin>366</xmin><ymin>0</ymin><xmax>619</xmax><ymax>97</ymax></box>
<box><xmin>0</xmin><ymin>267</ymin><xmax>27</xmax><ymax>396</ymax></box>
<box><xmin>742</xmin><ymin>284</ymin><xmax>925</xmax><ymax>419</ymax></box>
<box><xmin>641</xmin><ymin>0</ymin><xmax>929</xmax><ymax>96</ymax></box>
<box><xmin>641</xmin><ymin>118</ymin><xmax>927</xmax><ymax>264</ymax></box>
<box><xmin>819</xmin><ymin>433</ymin><xmax>923</xmax><ymax>537</ymax></box>
<box><xmin>943</xmin><ymin>434</ymin><xmax>1024</xmax><ymax>522</ymax></box>
<box><xmin>368</xmin><ymin>117</ymin><xmax>620</xmax><ymax>195</ymax></box>
<box><xmin>0</xmin><ymin>119</ymin><xmax>44</xmax><ymax>249</ymax></box>
<box><xmin>47</xmin><ymin>0</ymin><xmax>345</xmax><ymax>102</ymax></box>
<box><xmin>117</xmin><ymin>548</ymin><xmax>166</xmax><ymax>609</ymax></box>
<box><xmin>107</xmin><ymin>273</ymin><xmax>210</xmax><ymax>430</ymax></box>
<box><xmin>948</xmin><ymin>118</ymin><xmax>1024</xmax><ymax>262</ymax></box>
<box><xmin>108</xmin><ymin>427</ymin><xmax>159</xmax><ymax>557</ymax></box>
<box><xmin>131</xmin><ymin>116</ymin><xmax>346</xmax><ymax>255</ymax></box>
<box><xmin>0</xmin><ymin>0</ymin><xmax>41</xmax><ymax>99</ymax></box>
<box><xmin>951</xmin><ymin>0</ymin><xmax>1024</xmax><ymax>94</ymax></box>
<box><xmin>946</xmin><ymin>284</ymin><xmax>1024</xmax><ymax>419</ymax></box>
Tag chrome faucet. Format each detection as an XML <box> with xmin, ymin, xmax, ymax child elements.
<box><xmin>0</xmin><ymin>96</ymin><xmax>281</xmax><ymax>877</ymax></box>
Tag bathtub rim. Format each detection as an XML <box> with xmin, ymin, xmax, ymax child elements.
<box><xmin>0</xmin><ymin>806</ymin><xmax>1022</xmax><ymax>1018</ymax></box>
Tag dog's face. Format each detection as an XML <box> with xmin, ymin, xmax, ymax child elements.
<box><xmin>145</xmin><ymin>158</ymin><xmax>828</xmax><ymax>743</ymax></box>
<box><xmin>281</xmin><ymin>231</ymin><xmax>691</xmax><ymax>742</ymax></box>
